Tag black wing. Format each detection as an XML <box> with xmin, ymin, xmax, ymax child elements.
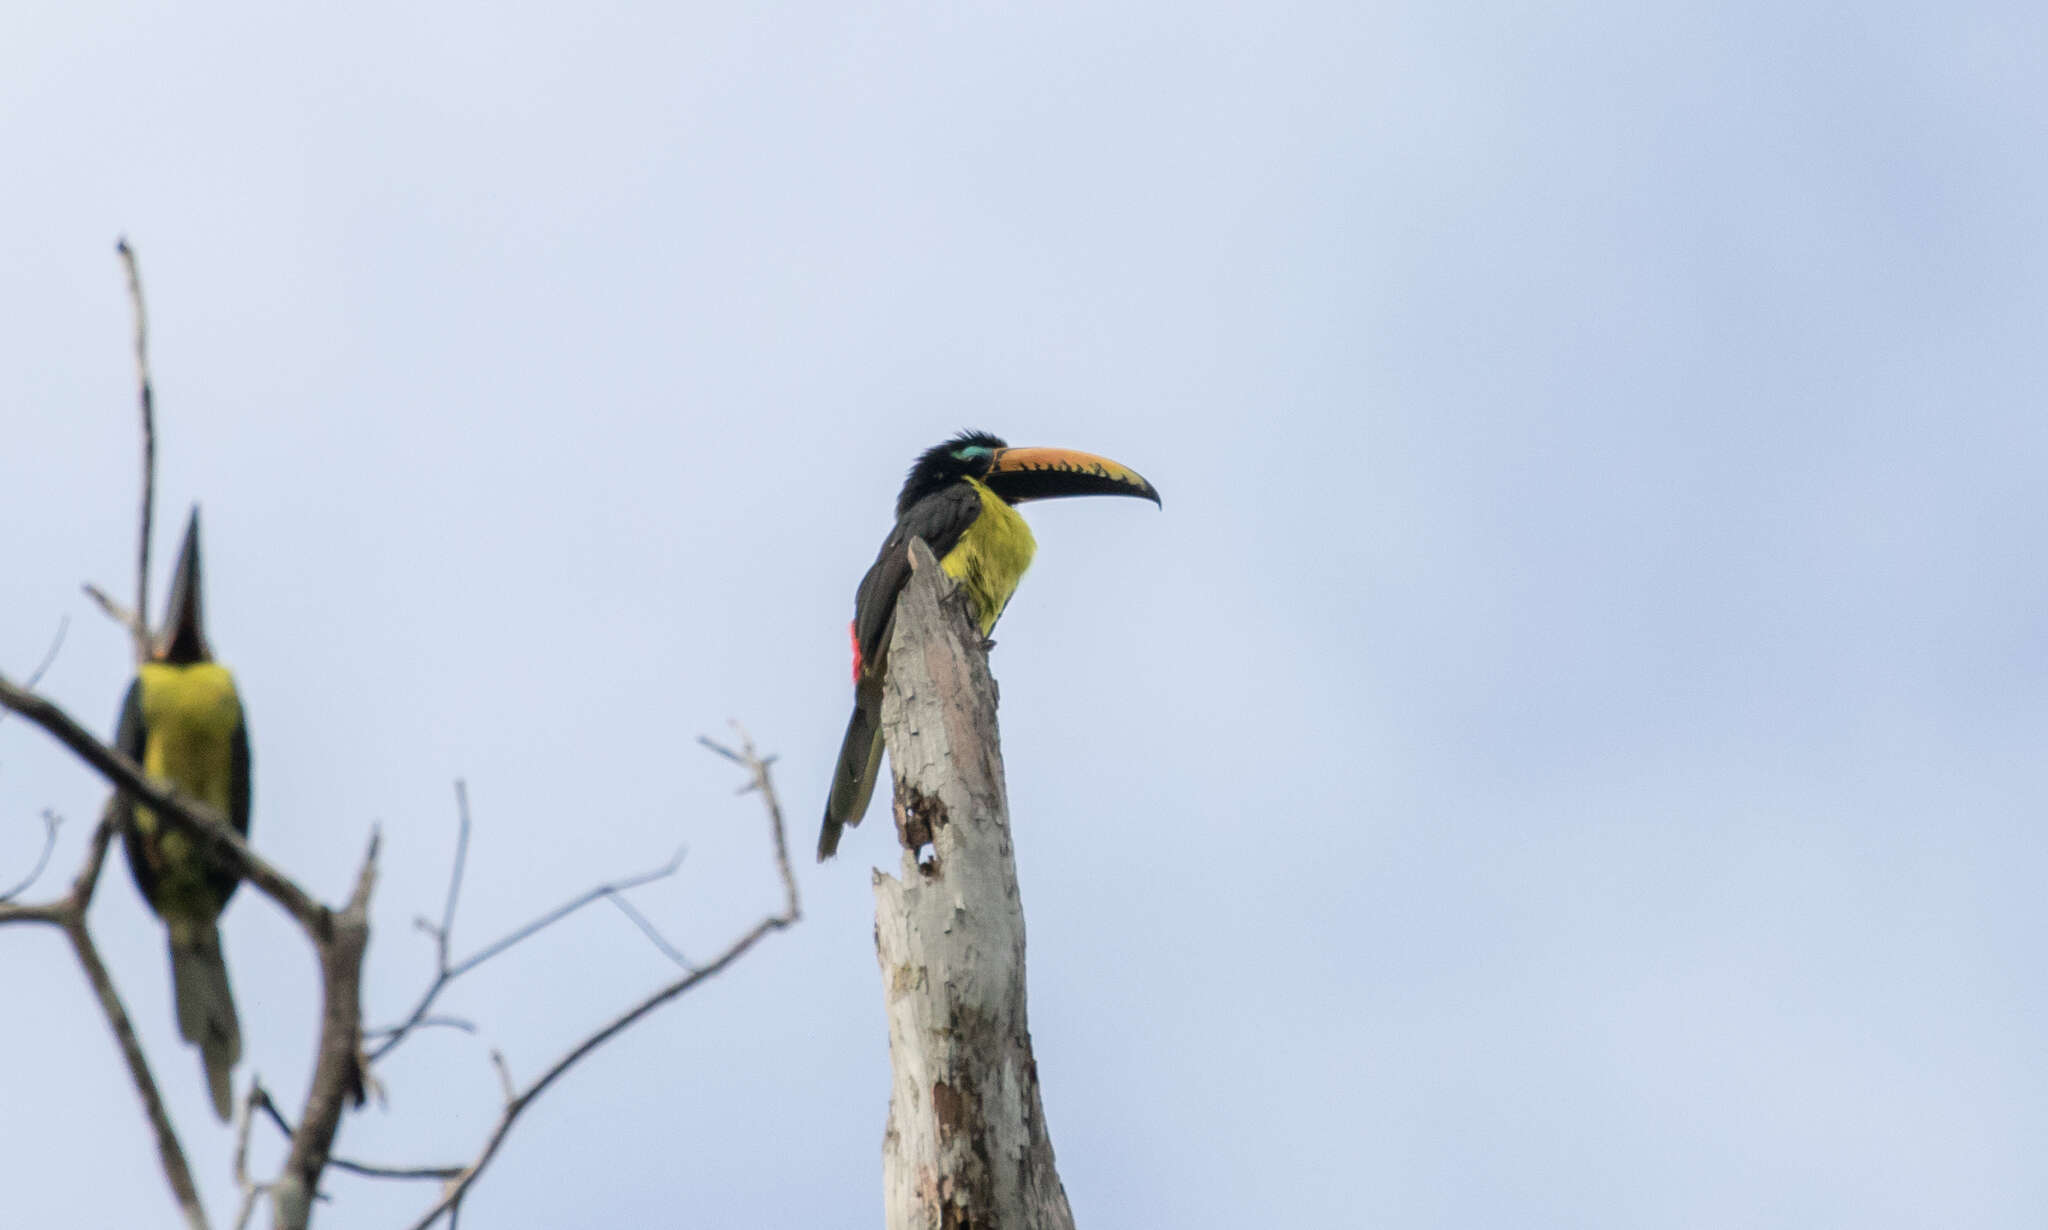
<box><xmin>113</xmin><ymin>679</ymin><xmax>159</xmax><ymax>911</ymax></box>
<box><xmin>213</xmin><ymin>705</ymin><xmax>251</xmax><ymax>907</ymax></box>
<box><xmin>230</xmin><ymin>711</ymin><xmax>251</xmax><ymax>840</ymax></box>
<box><xmin>112</xmin><ymin>679</ymin><xmax>251</xmax><ymax>912</ymax></box>
<box><xmin>853</xmin><ymin>484</ymin><xmax>983</xmax><ymax>672</ymax></box>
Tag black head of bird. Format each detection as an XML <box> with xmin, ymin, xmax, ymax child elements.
<box><xmin>896</xmin><ymin>430</ymin><xmax>1162</xmax><ymax>516</ymax></box>
<box><xmin>818</xmin><ymin>430</ymin><xmax>1160</xmax><ymax>860</ymax></box>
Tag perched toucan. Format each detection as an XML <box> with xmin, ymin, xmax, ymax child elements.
<box><xmin>115</xmin><ymin>508</ymin><xmax>251</xmax><ymax>1121</ymax></box>
<box><xmin>817</xmin><ymin>431</ymin><xmax>1160</xmax><ymax>860</ymax></box>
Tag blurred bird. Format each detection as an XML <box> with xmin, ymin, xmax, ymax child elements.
<box><xmin>115</xmin><ymin>508</ymin><xmax>251</xmax><ymax>1120</ymax></box>
<box><xmin>818</xmin><ymin>431</ymin><xmax>1159</xmax><ymax>860</ymax></box>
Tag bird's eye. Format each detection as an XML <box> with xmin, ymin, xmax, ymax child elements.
<box><xmin>953</xmin><ymin>445</ymin><xmax>992</xmax><ymax>462</ymax></box>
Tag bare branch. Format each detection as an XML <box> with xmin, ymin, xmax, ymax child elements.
<box><xmin>230</xmin><ymin>1084</ymin><xmax>269</xmax><ymax>1230</ymax></box>
<box><xmin>694</xmin><ymin>734</ymin><xmax>746</xmax><ymax>764</ymax></box>
<box><xmin>603</xmin><ymin>892</ymin><xmax>694</xmax><ymax>970</ymax></box>
<box><xmin>64</xmin><ymin>848</ymin><xmax>209</xmax><ymax>1230</ymax></box>
<box><xmin>0</xmin><ymin>895</ymin><xmax>64</xmax><ymax>926</ymax></box>
<box><xmin>489</xmin><ymin>1050</ymin><xmax>516</xmax><ymax>1105</ymax></box>
<box><xmin>0</xmin><ymin>798</ymin><xmax>117</xmax><ymax>926</ymax></box>
<box><xmin>0</xmin><ymin>613</ymin><xmax>69</xmax><ymax>740</ymax></box>
<box><xmin>114</xmin><ymin>237</ymin><xmax>157</xmax><ymax>662</ymax></box>
<box><xmin>26</xmin><ymin>615</ymin><xmax>70</xmax><ymax>688</ymax></box>
<box><xmin>333</xmin><ymin>1158</ymin><xmax>465</xmax><ymax>1183</ymax></box>
<box><xmin>82</xmin><ymin>582</ymin><xmax>144</xmax><ymax>642</ymax></box>
<box><xmin>0</xmin><ymin>796</ymin><xmax>207</xmax><ymax>1228</ymax></box>
<box><xmin>251</xmin><ymin>1086</ymin><xmax>463</xmax><ymax>1183</ymax></box>
<box><xmin>0</xmin><ymin>809</ymin><xmax>62</xmax><ymax>904</ymax></box>
<box><xmin>368</xmin><ymin>811</ymin><xmax>687</xmax><ymax>1064</ymax></box>
<box><xmin>270</xmin><ymin>831</ymin><xmax>380</xmax><ymax>1230</ymax></box>
<box><xmin>363</xmin><ymin>1015</ymin><xmax>474</xmax><ymax>1041</ymax></box>
<box><xmin>251</xmin><ymin>1085</ymin><xmax>291</xmax><ymax>1143</ymax></box>
<box><xmin>230</xmin><ymin>1187</ymin><xmax>266</xmax><ymax>1230</ymax></box>
<box><xmin>452</xmin><ymin>849</ymin><xmax>686</xmax><ymax>976</ymax></box>
<box><xmin>437</xmin><ymin>781</ymin><xmax>471</xmax><ymax>961</ymax></box>
<box><xmin>400</xmin><ymin>737</ymin><xmax>800</xmax><ymax>1230</ymax></box>
<box><xmin>68</xmin><ymin>795</ymin><xmax>123</xmax><ymax>910</ymax></box>
<box><xmin>702</xmin><ymin>724</ymin><xmax>796</xmax><ymax>920</ymax></box>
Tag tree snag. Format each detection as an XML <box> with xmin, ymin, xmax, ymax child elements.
<box><xmin>871</xmin><ymin>539</ymin><xmax>1075</xmax><ymax>1230</ymax></box>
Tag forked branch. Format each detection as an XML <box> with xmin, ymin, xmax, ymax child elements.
<box><xmin>367</xmin><ymin>782</ymin><xmax>692</xmax><ymax>1064</ymax></box>
<box><xmin>400</xmin><ymin>729</ymin><xmax>800</xmax><ymax>1230</ymax></box>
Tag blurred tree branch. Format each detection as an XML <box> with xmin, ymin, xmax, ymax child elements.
<box><xmin>0</xmin><ymin>808</ymin><xmax>62</xmax><ymax>904</ymax></box>
<box><xmin>401</xmin><ymin>729</ymin><xmax>800</xmax><ymax>1230</ymax></box>
<box><xmin>85</xmin><ymin>237</ymin><xmax>156</xmax><ymax>663</ymax></box>
<box><xmin>0</xmin><ymin>798</ymin><xmax>208</xmax><ymax>1229</ymax></box>
<box><xmin>366</xmin><ymin>781</ymin><xmax>690</xmax><ymax>1066</ymax></box>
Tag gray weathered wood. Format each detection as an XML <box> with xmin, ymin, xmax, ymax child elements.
<box><xmin>872</xmin><ymin>539</ymin><xmax>1075</xmax><ymax>1230</ymax></box>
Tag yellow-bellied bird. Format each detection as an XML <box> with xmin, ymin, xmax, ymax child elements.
<box><xmin>115</xmin><ymin>509</ymin><xmax>250</xmax><ymax>1120</ymax></box>
<box><xmin>818</xmin><ymin>432</ymin><xmax>1159</xmax><ymax>860</ymax></box>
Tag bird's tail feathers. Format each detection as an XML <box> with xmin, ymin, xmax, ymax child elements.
<box><xmin>169</xmin><ymin>925</ymin><xmax>241</xmax><ymax>1121</ymax></box>
<box><xmin>818</xmin><ymin>681</ymin><xmax>886</xmax><ymax>860</ymax></box>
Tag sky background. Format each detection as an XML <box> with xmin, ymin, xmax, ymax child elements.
<box><xmin>3</xmin><ymin>1</ymin><xmax>2045</xmax><ymax>1226</ymax></box>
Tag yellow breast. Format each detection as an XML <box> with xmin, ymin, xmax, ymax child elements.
<box><xmin>941</xmin><ymin>479</ymin><xmax>1037</xmax><ymax>634</ymax></box>
<box><xmin>137</xmin><ymin>661</ymin><xmax>243</xmax><ymax>816</ymax></box>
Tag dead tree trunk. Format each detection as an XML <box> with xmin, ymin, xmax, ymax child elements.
<box><xmin>872</xmin><ymin>540</ymin><xmax>1076</xmax><ymax>1230</ymax></box>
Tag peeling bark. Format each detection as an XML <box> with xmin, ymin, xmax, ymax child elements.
<box><xmin>872</xmin><ymin>540</ymin><xmax>1075</xmax><ymax>1230</ymax></box>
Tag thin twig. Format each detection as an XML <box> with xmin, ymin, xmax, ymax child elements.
<box><xmin>3</xmin><ymin>614</ymin><xmax>71</xmax><ymax>707</ymax></box>
<box><xmin>702</xmin><ymin>725</ymin><xmax>797</xmax><ymax>920</ymax></box>
<box><xmin>115</xmin><ymin>238</ymin><xmax>156</xmax><ymax>661</ymax></box>
<box><xmin>438</xmin><ymin>781</ymin><xmax>471</xmax><ymax>960</ymax></box>
<box><xmin>69</xmin><ymin>916</ymin><xmax>209</xmax><ymax>1229</ymax></box>
<box><xmin>0</xmin><ymin>810</ymin><xmax>62</xmax><ymax>904</ymax></box>
<box><xmin>694</xmin><ymin>735</ymin><xmax>746</xmax><ymax>765</ymax></box>
<box><xmin>489</xmin><ymin>1050</ymin><xmax>516</xmax><ymax>1105</ymax></box>
<box><xmin>253</xmin><ymin>1086</ymin><xmax>291</xmax><ymax>1141</ymax></box>
<box><xmin>26</xmin><ymin>615</ymin><xmax>70</xmax><ymax>688</ymax></box>
<box><xmin>400</xmin><ymin>736</ymin><xmax>800</xmax><ymax>1230</ymax></box>
<box><xmin>604</xmin><ymin>893</ymin><xmax>694</xmax><ymax>969</ymax></box>
<box><xmin>230</xmin><ymin>1084</ymin><xmax>268</xmax><ymax>1230</ymax></box>
<box><xmin>81</xmin><ymin>583</ymin><xmax>142</xmax><ymax>641</ymax></box>
<box><xmin>19</xmin><ymin>803</ymin><xmax>209</xmax><ymax>1228</ymax></box>
<box><xmin>363</xmin><ymin>1015</ymin><xmax>475</xmax><ymax>1041</ymax></box>
<box><xmin>271</xmin><ymin>831</ymin><xmax>381</xmax><ymax>1230</ymax></box>
<box><xmin>0</xmin><ymin>798</ymin><xmax>117</xmax><ymax>926</ymax></box>
<box><xmin>368</xmin><ymin>828</ymin><xmax>687</xmax><ymax>1064</ymax></box>
<box><xmin>229</xmin><ymin>1185</ymin><xmax>265</xmax><ymax>1230</ymax></box>
<box><xmin>252</xmin><ymin>1086</ymin><xmax>462</xmax><ymax>1182</ymax></box>
<box><xmin>0</xmin><ymin>615</ymin><xmax>69</xmax><ymax>738</ymax></box>
<box><xmin>448</xmin><ymin>852</ymin><xmax>685</xmax><ymax>978</ymax></box>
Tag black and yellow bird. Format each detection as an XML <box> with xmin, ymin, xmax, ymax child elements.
<box><xmin>818</xmin><ymin>431</ymin><xmax>1159</xmax><ymax>860</ymax></box>
<box><xmin>115</xmin><ymin>509</ymin><xmax>251</xmax><ymax>1121</ymax></box>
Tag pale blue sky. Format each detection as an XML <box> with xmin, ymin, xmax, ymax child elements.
<box><xmin>3</xmin><ymin>2</ymin><xmax>2044</xmax><ymax>1226</ymax></box>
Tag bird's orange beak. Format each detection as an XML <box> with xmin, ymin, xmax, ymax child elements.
<box><xmin>984</xmin><ymin>447</ymin><xmax>1162</xmax><ymax>506</ymax></box>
